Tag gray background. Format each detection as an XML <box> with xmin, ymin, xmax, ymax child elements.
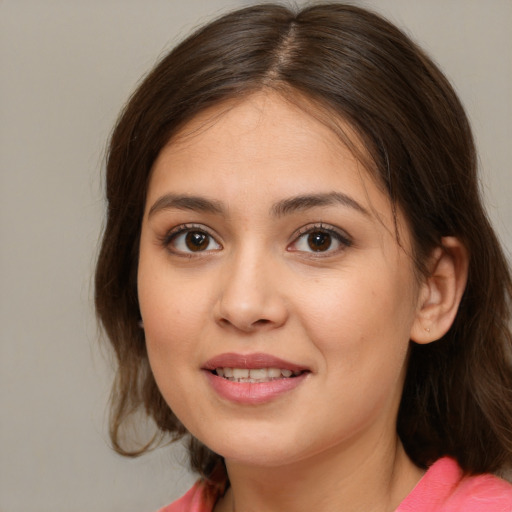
<box><xmin>1</xmin><ymin>1</ymin><xmax>511</xmax><ymax>511</ymax></box>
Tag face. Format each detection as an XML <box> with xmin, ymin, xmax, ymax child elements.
<box><xmin>138</xmin><ymin>92</ymin><xmax>424</xmax><ymax>468</ymax></box>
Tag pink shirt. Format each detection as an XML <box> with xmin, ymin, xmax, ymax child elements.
<box><xmin>158</xmin><ymin>457</ymin><xmax>512</xmax><ymax>512</ymax></box>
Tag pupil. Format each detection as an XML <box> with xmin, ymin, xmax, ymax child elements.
<box><xmin>185</xmin><ymin>231</ymin><xmax>208</xmax><ymax>251</ymax></box>
<box><xmin>308</xmin><ymin>232</ymin><xmax>331</xmax><ymax>251</ymax></box>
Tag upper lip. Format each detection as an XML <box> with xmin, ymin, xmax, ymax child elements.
<box><xmin>203</xmin><ymin>353</ymin><xmax>309</xmax><ymax>373</ymax></box>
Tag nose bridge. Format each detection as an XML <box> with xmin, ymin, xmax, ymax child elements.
<box><xmin>215</xmin><ymin>240</ymin><xmax>288</xmax><ymax>332</ymax></box>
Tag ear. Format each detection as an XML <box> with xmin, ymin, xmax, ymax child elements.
<box><xmin>410</xmin><ymin>237</ymin><xmax>469</xmax><ymax>344</ymax></box>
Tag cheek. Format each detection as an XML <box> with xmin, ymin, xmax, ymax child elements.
<box><xmin>137</xmin><ymin>253</ymin><xmax>211</xmax><ymax>368</ymax></box>
<box><xmin>293</xmin><ymin>266</ymin><xmax>416</xmax><ymax>365</ymax></box>
<box><xmin>137</xmin><ymin>266</ymin><xmax>208</xmax><ymax>419</ymax></box>
<box><xmin>141</xmin><ymin>288</ymin><xmax>205</xmax><ymax>355</ymax></box>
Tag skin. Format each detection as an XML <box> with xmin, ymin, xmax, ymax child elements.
<box><xmin>138</xmin><ymin>92</ymin><xmax>442</xmax><ymax>511</ymax></box>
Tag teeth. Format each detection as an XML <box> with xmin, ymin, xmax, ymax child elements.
<box><xmin>232</xmin><ymin>368</ymin><xmax>249</xmax><ymax>379</ymax></box>
<box><xmin>214</xmin><ymin>367</ymin><xmax>301</xmax><ymax>382</ymax></box>
<box><xmin>268</xmin><ymin>368</ymin><xmax>281</xmax><ymax>378</ymax></box>
<box><xmin>249</xmin><ymin>368</ymin><xmax>267</xmax><ymax>379</ymax></box>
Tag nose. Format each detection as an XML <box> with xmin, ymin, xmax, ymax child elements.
<box><xmin>214</xmin><ymin>250</ymin><xmax>289</xmax><ymax>333</ymax></box>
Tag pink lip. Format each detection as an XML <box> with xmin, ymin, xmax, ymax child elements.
<box><xmin>202</xmin><ymin>353</ymin><xmax>310</xmax><ymax>405</ymax></box>
<box><xmin>202</xmin><ymin>352</ymin><xmax>307</xmax><ymax>372</ymax></box>
<box><xmin>204</xmin><ymin>371</ymin><xmax>308</xmax><ymax>404</ymax></box>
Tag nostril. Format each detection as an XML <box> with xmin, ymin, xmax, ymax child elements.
<box><xmin>253</xmin><ymin>319</ymin><xmax>271</xmax><ymax>326</ymax></box>
<box><xmin>218</xmin><ymin>318</ymin><xmax>232</xmax><ymax>328</ymax></box>
<box><xmin>218</xmin><ymin>317</ymin><xmax>272</xmax><ymax>330</ymax></box>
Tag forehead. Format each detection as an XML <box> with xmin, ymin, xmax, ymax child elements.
<box><xmin>146</xmin><ymin>91</ymin><xmax>413</xmax><ymax>255</ymax></box>
<box><xmin>151</xmin><ymin>91</ymin><xmax>375</xmax><ymax>191</ymax></box>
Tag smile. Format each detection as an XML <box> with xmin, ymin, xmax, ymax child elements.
<box><xmin>203</xmin><ymin>353</ymin><xmax>310</xmax><ymax>404</ymax></box>
<box><xmin>214</xmin><ymin>367</ymin><xmax>304</xmax><ymax>382</ymax></box>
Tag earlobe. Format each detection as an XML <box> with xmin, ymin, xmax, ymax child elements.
<box><xmin>410</xmin><ymin>237</ymin><xmax>469</xmax><ymax>344</ymax></box>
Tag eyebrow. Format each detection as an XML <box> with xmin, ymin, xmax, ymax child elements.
<box><xmin>271</xmin><ymin>192</ymin><xmax>369</xmax><ymax>217</ymax></box>
<box><xmin>148</xmin><ymin>191</ymin><xmax>369</xmax><ymax>218</ymax></box>
<box><xmin>148</xmin><ymin>194</ymin><xmax>224</xmax><ymax>217</ymax></box>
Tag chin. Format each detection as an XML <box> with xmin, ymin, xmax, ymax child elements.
<box><xmin>179</xmin><ymin>429</ymin><xmax>301</xmax><ymax>471</ymax></box>
<box><xmin>223</xmin><ymin>447</ymin><xmax>300</xmax><ymax>468</ymax></box>
<box><xmin>197</xmin><ymin>428</ymin><xmax>316</xmax><ymax>469</ymax></box>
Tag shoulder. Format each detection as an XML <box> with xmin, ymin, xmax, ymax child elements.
<box><xmin>451</xmin><ymin>470</ymin><xmax>512</xmax><ymax>511</ymax></box>
<box><xmin>156</xmin><ymin>481</ymin><xmax>214</xmax><ymax>512</ymax></box>
<box><xmin>398</xmin><ymin>457</ymin><xmax>512</xmax><ymax>512</ymax></box>
<box><xmin>156</xmin><ymin>469</ymin><xmax>226</xmax><ymax>512</ymax></box>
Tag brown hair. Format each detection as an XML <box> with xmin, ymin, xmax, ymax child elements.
<box><xmin>95</xmin><ymin>3</ymin><xmax>512</xmax><ymax>477</ymax></box>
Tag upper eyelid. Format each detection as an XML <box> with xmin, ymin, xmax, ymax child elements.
<box><xmin>160</xmin><ymin>223</ymin><xmax>221</xmax><ymax>246</ymax></box>
<box><xmin>291</xmin><ymin>223</ymin><xmax>352</xmax><ymax>243</ymax></box>
<box><xmin>158</xmin><ymin>222</ymin><xmax>352</xmax><ymax>249</ymax></box>
<box><xmin>286</xmin><ymin>226</ymin><xmax>352</xmax><ymax>258</ymax></box>
<box><xmin>165</xmin><ymin>223</ymin><xmax>217</xmax><ymax>237</ymax></box>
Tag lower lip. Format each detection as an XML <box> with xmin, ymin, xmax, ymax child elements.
<box><xmin>204</xmin><ymin>371</ymin><xmax>308</xmax><ymax>404</ymax></box>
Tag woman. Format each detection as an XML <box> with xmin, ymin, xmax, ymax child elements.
<box><xmin>95</xmin><ymin>3</ymin><xmax>512</xmax><ymax>510</ymax></box>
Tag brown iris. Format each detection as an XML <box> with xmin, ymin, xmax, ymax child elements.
<box><xmin>307</xmin><ymin>231</ymin><xmax>332</xmax><ymax>252</ymax></box>
<box><xmin>185</xmin><ymin>231</ymin><xmax>209</xmax><ymax>251</ymax></box>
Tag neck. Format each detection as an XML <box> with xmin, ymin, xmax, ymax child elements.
<box><xmin>215</xmin><ymin>436</ymin><xmax>423</xmax><ymax>512</ymax></box>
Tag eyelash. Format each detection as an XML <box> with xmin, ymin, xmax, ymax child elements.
<box><xmin>288</xmin><ymin>223</ymin><xmax>352</xmax><ymax>256</ymax></box>
<box><xmin>159</xmin><ymin>222</ymin><xmax>352</xmax><ymax>257</ymax></box>
<box><xmin>159</xmin><ymin>224</ymin><xmax>222</xmax><ymax>257</ymax></box>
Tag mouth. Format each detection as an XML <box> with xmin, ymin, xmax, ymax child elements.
<box><xmin>203</xmin><ymin>352</ymin><xmax>310</xmax><ymax>383</ymax></box>
<box><xmin>203</xmin><ymin>353</ymin><xmax>309</xmax><ymax>404</ymax></box>
<box><xmin>212</xmin><ymin>367</ymin><xmax>305</xmax><ymax>383</ymax></box>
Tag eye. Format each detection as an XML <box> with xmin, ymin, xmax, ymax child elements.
<box><xmin>164</xmin><ymin>225</ymin><xmax>222</xmax><ymax>254</ymax></box>
<box><xmin>289</xmin><ymin>225</ymin><xmax>351</xmax><ymax>254</ymax></box>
